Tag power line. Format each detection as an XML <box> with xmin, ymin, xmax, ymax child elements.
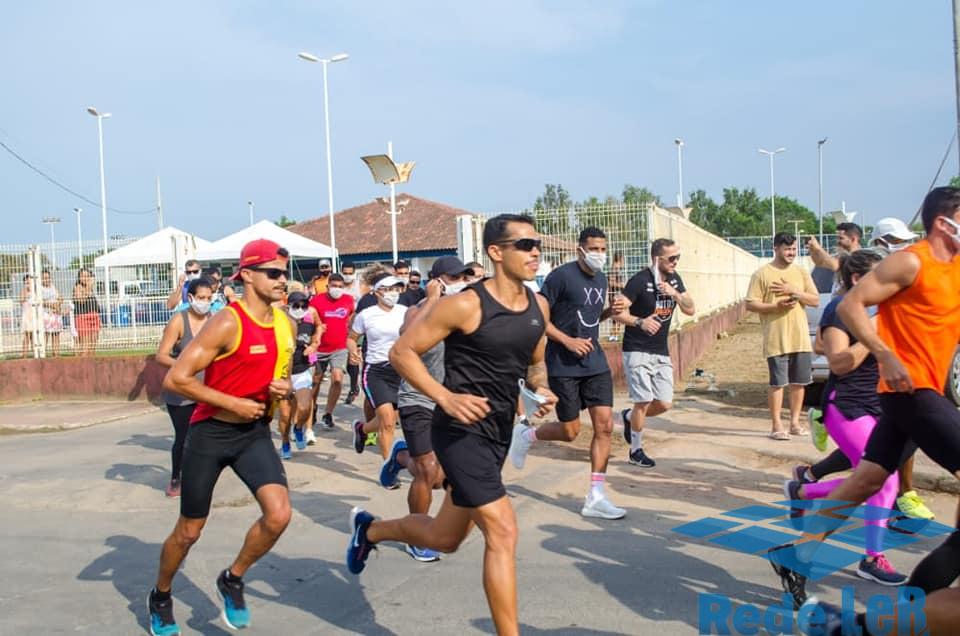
<box><xmin>0</xmin><ymin>137</ymin><xmax>156</xmax><ymax>215</ymax></box>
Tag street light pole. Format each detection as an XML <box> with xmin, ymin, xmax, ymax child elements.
<box><xmin>248</xmin><ymin>200</ymin><xmax>254</xmax><ymax>227</ymax></box>
<box><xmin>88</xmin><ymin>106</ymin><xmax>112</xmax><ymax>327</ymax></box>
<box><xmin>42</xmin><ymin>216</ymin><xmax>61</xmax><ymax>269</ymax></box>
<box><xmin>674</xmin><ymin>138</ymin><xmax>685</xmax><ymax>208</ymax></box>
<box><xmin>299</xmin><ymin>51</ymin><xmax>349</xmax><ymax>270</ymax></box>
<box><xmin>74</xmin><ymin>208</ymin><xmax>83</xmax><ymax>268</ymax></box>
<box><xmin>388</xmin><ymin>141</ymin><xmax>399</xmax><ymax>264</ymax></box>
<box><xmin>818</xmin><ymin>138</ymin><xmax>828</xmax><ymax>244</ymax></box>
<box><xmin>758</xmin><ymin>147</ymin><xmax>786</xmax><ymax>247</ymax></box>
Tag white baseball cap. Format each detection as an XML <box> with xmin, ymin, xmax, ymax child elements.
<box><xmin>871</xmin><ymin>217</ymin><xmax>917</xmax><ymax>244</ymax></box>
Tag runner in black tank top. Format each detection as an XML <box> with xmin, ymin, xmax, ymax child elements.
<box><xmin>345</xmin><ymin>214</ymin><xmax>557</xmax><ymax>636</ymax></box>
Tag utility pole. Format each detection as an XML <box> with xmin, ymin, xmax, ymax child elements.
<box><xmin>954</xmin><ymin>0</ymin><xmax>960</xmax><ymax>172</ymax></box>
<box><xmin>156</xmin><ymin>176</ymin><xmax>164</xmax><ymax>230</ymax></box>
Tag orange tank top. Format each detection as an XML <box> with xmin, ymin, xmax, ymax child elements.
<box><xmin>877</xmin><ymin>240</ymin><xmax>960</xmax><ymax>394</ymax></box>
<box><xmin>191</xmin><ymin>302</ymin><xmax>294</xmax><ymax>423</ymax></box>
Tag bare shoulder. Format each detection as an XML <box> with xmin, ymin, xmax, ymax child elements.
<box><xmin>876</xmin><ymin>250</ymin><xmax>921</xmax><ymax>285</ymax></box>
<box><xmin>534</xmin><ymin>292</ymin><xmax>550</xmax><ymax>317</ymax></box>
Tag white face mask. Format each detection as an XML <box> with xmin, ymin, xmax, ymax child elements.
<box><xmin>579</xmin><ymin>248</ymin><xmax>607</xmax><ymax>272</ymax></box>
<box><xmin>941</xmin><ymin>216</ymin><xmax>960</xmax><ymax>246</ymax></box>
<box><xmin>289</xmin><ymin>308</ymin><xmax>307</xmax><ymax>320</ymax></box>
<box><xmin>328</xmin><ymin>287</ymin><xmax>345</xmax><ymax>300</ymax></box>
<box><xmin>342</xmin><ymin>274</ymin><xmax>355</xmax><ymax>284</ymax></box>
<box><xmin>185</xmin><ymin>272</ymin><xmax>201</xmax><ymax>281</ymax></box>
<box><xmin>381</xmin><ymin>291</ymin><xmax>400</xmax><ymax>307</ymax></box>
<box><xmin>189</xmin><ymin>298</ymin><xmax>211</xmax><ymax>315</ymax></box>
<box><xmin>441</xmin><ymin>279</ymin><xmax>467</xmax><ymax>295</ymax></box>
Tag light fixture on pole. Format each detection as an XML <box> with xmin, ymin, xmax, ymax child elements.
<box><xmin>248</xmin><ymin>200</ymin><xmax>254</xmax><ymax>227</ymax></box>
<box><xmin>42</xmin><ymin>216</ymin><xmax>61</xmax><ymax>269</ymax></box>
<box><xmin>817</xmin><ymin>137</ymin><xmax>828</xmax><ymax>244</ymax></box>
<box><xmin>73</xmin><ymin>208</ymin><xmax>83</xmax><ymax>268</ymax></box>
<box><xmin>361</xmin><ymin>142</ymin><xmax>415</xmax><ymax>264</ymax></box>
<box><xmin>87</xmin><ymin>106</ymin><xmax>112</xmax><ymax>327</ymax></box>
<box><xmin>674</xmin><ymin>138</ymin><xmax>685</xmax><ymax>208</ymax></box>
<box><xmin>758</xmin><ymin>147</ymin><xmax>786</xmax><ymax>245</ymax></box>
<box><xmin>299</xmin><ymin>50</ymin><xmax>349</xmax><ymax>270</ymax></box>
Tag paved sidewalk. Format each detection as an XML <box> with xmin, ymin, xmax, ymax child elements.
<box><xmin>0</xmin><ymin>399</ymin><xmax>162</xmax><ymax>433</ymax></box>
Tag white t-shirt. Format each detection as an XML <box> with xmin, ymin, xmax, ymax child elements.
<box><xmin>352</xmin><ymin>304</ymin><xmax>407</xmax><ymax>365</ymax></box>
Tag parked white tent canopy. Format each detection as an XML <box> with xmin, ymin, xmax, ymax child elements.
<box><xmin>94</xmin><ymin>226</ymin><xmax>212</xmax><ymax>269</ymax></box>
<box><xmin>196</xmin><ymin>220</ymin><xmax>334</xmax><ymax>261</ymax></box>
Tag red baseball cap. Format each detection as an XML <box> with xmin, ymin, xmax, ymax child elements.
<box><xmin>229</xmin><ymin>239</ymin><xmax>288</xmax><ymax>280</ymax></box>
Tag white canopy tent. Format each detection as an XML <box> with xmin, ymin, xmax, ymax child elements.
<box><xmin>196</xmin><ymin>220</ymin><xmax>334</xmax><ymax>261</ymax></box>
<box><xmin>94</xmin><ymin>226</ymin><xmax>212</xmax><ymax>269</ymax></box>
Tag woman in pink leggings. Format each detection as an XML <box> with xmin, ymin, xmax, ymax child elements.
<box><xmin>784</xmin><ymin>249</ymin><xmax>906</xmax><ymax>586</ymax></box>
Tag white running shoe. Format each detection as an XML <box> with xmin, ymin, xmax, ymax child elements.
<box><xmin>305</xmin><ymin>427</ymin><xmax>317</xmax><ymax>446</ymax></box>
<box><xmin>581</xmin><ymin>495</ymin><xmax>626</xmax><ymax>520</ymax></box>
<box><xmin>508</xmin><ymin>422</ymin><xmax>533</xmax><ymax>470</ymax></box>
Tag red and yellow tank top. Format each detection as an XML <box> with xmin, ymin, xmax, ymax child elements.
<box><xmin>191</xmin><ymin>301</ymin><xmax>294</xmax><ymax>423</ymax></box>
<box><xmin>877</xmin><ymin>240</ymin><xmax>960</xmax><ymax>394</ymax></box>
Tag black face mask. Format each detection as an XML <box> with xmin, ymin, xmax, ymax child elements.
<box><xmin>318</xmin><ymin>270</ymin><xmax>331</xmax><ymax>278</ymax></box>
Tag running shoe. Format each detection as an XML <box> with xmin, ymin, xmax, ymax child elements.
<box><xmin>216</xmin><ymin>569</ymin><xmax>251</xmax><ymax>630</ymax></box>
<box><xmin>783</xmin><ymin>479</ymin><xmax>803</xmax><ymax>502</ymax></box>
<box><xmin>792</xmin><ymin>465</ymin><xmax>817</xmax><ymax>485</ymax></box>
<box><xmin>305</xmin><ymin>427</ymin><xmax>317</xmax><ymax>446</ymax></box>
<box><xmin>147</xmin><ymin>589</ymin><xmax>180</xmax><ymax>636</ymax></box>
<box><xmin>768</xmin><ymin>559</ymin><xmax>808</xmax><ymax>610</ymax></box>
<box><xmin>352</xmin><ymin>420</ymin><xmax>365</xmax><ymax>454</ymax></box>
<box><xmin>581</xmin><ymin>494</ymin><xmax>626</xmax><ymax>520</ymax></box>
<box><xmin>798</xmin><ymin>597</ymin><xmax>841</xmax><ymax>633</ymax></box>
<box><xmin>405</xmin><ymin>544</ymin><xmax>442</xmax><ymax>562</ymax></box>
<box><xmin>856</xmin><ymin>555</ymin><xmax>907</xmax><ymax>586</ymax></box>
<box><xmin>508</xmin><ymin>421</ymin><xmax>533</xmax><ymax>470</ymax></box>
<box><xmin>896</xmin><ymin>490</ymin><xmax>935</xmax><ymax>520</ymax></box>
<box><xmin>321</xmin><ymin>413</ymin><xmax>335</xmax><ymax>430</ymax></box>
<box><xmin>365</xmin><ymin>432</ymin><xmax>378</xmax><ymax>446</ymax></box>
<box><xmin>345</xmin><ymin>389</ymin><xmax>359</xmax><ymax>405</ymax></box>
<box><xmin>808</xmin><ymin>408</ymin><xmax>828</xmax><ymax>452</ymax></box>
<box><xmin>379</xmin><ymin>438</ymin><xmax>408</xmax><ymax>488</ymax></box>
<box><xmin>165</xmin><ymin>478</ymin><xmax>181</xmax><ymax>498</ymax></box>
<box><xmin>293</xmin><ymin>426</ymin><xmax>306</xmax><ymax>451</ymax></box>
<box><xmin>280</xmin><ymin>441</ymin><xmax>292</xmax><ymax>460</ymax></box>
<box><xmin>346</xmin><ymin>506</ymin><xmax>377</xmax><ymax>574</ymax></box>
<box><xmin>628</xmin><ymin>448</ymin><xmax>655</xmax><ymax>468</ymax></box>
<box><xmin>621</xmin><ymin>408</ymin><xmax>632</xmax><ymax>445</ymax></box>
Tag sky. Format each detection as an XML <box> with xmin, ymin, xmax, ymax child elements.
<box><xmin>1</xmin><ymin>1</ymin><xmax>956</xmax><ymax>245</ymax></box>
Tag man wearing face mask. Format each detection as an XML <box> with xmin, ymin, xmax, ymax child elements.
<box><xmin>312</xmin><ymin>259</ymin><xmax>333</xmax><ymax>296</ymax></box>
<box><xmin>166</xmin><ymin>259</ymin><xmax>203</xmax><ymax>310</ymax></box>
<box><xmin>869</xmin><ymin>217</ymin><xmax>918</xmax><ymax>253</ymax></box>
<box><xmin>507</xmin><ymin>227</ymin><xmax>627</xmax><ymax>519</ymax></box>
<box><xmin>276</xmin><ymin>291</ymin><xmax>319</xmax><ymax>458</ymax></box>
<box><xmin>308</xmin><ymin>273</ymin><xmax>354</xmax><ymax>436</ymax></box>
<box><xmin>339</xmin><ymin>262</ymin><xmax>363</xmax><ymax>405</ymax></box>
<box><xmin>348</xmin><ymin>274</ymin><xmax>407</xmax><ymax>466</ymax></box>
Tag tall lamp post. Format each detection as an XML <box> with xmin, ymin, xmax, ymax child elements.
<box><xmin>248</xmin><ymin>200</ymin><xmax>254</xmax><ymax>227</ymax></box>
<box><xmin>298</xmin><ymin>50</ymin><xmax>349</xmax><ymax>270</ymax></box>
<box><xmin>758</xmin><ymin>147</ymin><xmax>786</xmax><ymax>248</ymax></box>
<box><xmin>41</xmin><ymin>216</ymin><xmax>61</xmax><ymax>269</ymax></box>
<box><xmin>674</xmin><ymin>138</ymin><xmax>685</xmax><ymax>208</ymax></box>
<box><xmin>361</xmin><ymin>142</ymin><xmax>416</xmax><ymax>264</ymax></box>
<box><xmin>87</xmin><ymin>106</ymin><xmax>112</xmax><ymax>327</ymax></box>
<box><xmin>817</xmin><ymin>138</ymin><xmax>828</xmax><ymax>244</ymax></box>
<box><xmin>73</xmin><ymin>207</ymin><xmax>83</xmax><ymax>268</ymax></box>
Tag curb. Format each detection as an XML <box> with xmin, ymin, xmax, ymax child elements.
<box><xmin>0</xmin><ymin>404</ymin><xmax>162</xmax><ymax>434</ymax></box>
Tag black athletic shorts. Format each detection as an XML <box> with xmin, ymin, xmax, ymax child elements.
<box><xmin>362</xmin><ymin>362</ymin><xmax>401</xmax><ymax>409</ymax></box>
<box><xmin>863</xmin><ymin>390</ymin><xmax>960</xmax><ymax>475</ymax></box>
<box><xmin>399</xmin><ymin>405</ymin><xmax>435</xmax><ymax>458</ymax></box>
<box><xmin>549</xmin><ymin>372</ymin><xmax>614</xmax><ymax>423</ymax></box>
<box><xmin>180</xmin><ymin>417</ymin><xmax>287</xmax><ymax>519</ymax></box>
<box><xmin>432</xmin><ymin>425</ymin><xmax>508</xmax><ymax>508</ymax></box>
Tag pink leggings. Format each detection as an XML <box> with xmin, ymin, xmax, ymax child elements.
<box><xmin>802</xmin><ymin>402</ymin><xmax>899</xmax><ymax>557</ymax></box>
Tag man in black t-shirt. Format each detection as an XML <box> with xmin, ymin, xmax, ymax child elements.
<box><xmin>615</xmin><ymin>238</ymin><xmax>695</xmax><ymax>468</ymax></box>
<box><xmin>507</xmin><ymin>227</ymin><xmax>627</xmax><ymax>519</ymax></box>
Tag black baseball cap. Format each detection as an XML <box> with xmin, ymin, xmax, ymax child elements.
<box><xmin>429</xmin><ymin>256</ymin><xmax>474</xmax><ymax>279</ymax></box>
<box><xmin>287</xmin><ymin>291</ymin><xmax>308</xmax><ymax>305</ymax></box>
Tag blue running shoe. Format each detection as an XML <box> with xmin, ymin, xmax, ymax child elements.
<box><xmin>147</xmin><ymin>589</ymin><xmax>180</xmax><ymax>636</ymax></box>
<box><xmin>405</xmin><ymin>544</ymin><xmax>441</xmax><ymax>562</ymax></box>
<box><xmin>216</xmin><ymin>569</ymin><xmax>251</xmax><ymax>630</ymax></box>
<box><xmin>293</xmin><ymin>427</ymin><xmax>306</xmax><ymax>451</ymax></box>
<box><xmin>347</xmin><ymin>506</ymin><xmax>377</xmax><ymax>574</ymax></box>
<box><xmin>280</xmin><ymin>441</ymin><xmax>292</xmax><ymax>460</ymax></box>
<box><xmin>379</xmin><ymin>439</ymin><xmax>408</xmax><ymax>488</ymax></box>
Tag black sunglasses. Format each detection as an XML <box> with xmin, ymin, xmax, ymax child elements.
<box><xmin>496</xmin><ymin>238</ymin><xmax>542</xmax><ymax>252</ymax></box>
<box><xmin>186</xmin><ymin>269</ymin><xmax>201</xmax><ymax>274</ymax></box>
<box><xmin>290</xmin><ymin>302</ymin><xmax>309</xmax><ymax>310</ymax></box>
<box><xmin>245</xmin><ymin>266</ymin><xmax>287</xmax><ymax>280</ymax></box>
<box><xmin>659</xmin><ymin>254</ymin><xmax>681</xmax><ymax>264</ymax></box>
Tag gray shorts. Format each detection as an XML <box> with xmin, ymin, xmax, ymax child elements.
<box><xmin>623</xmin><ymin>351</ymin><xmax>674</xmax><ymax>404</ymax></box>
<box><xmin>766</xmin><ymin>352</ymin><xmax>812</xmax><ymax>387</ymax></box>
<box><xmin>315</xmin><ymin>349</ymin><xmax>348</xmax><ymax>374</ymax></box>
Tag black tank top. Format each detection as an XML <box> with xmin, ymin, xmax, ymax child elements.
<box><xmin>435</xmin><ymin>281</ymin><xmax>545</xmax><ymax>444</ymax></box>
<box><xmin>292</xmin><ymin>318</ymin><xmax>317</xmax><ymax>374</ymax></box>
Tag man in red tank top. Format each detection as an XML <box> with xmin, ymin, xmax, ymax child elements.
<box><xmin>147</xmin><ymin>239</ymin><xmax>296</xmax><ymax>635</ymax></box>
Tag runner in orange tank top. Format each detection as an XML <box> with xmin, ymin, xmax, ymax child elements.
<box><xmin>148</xmin><ymin>238</ymin><xmax>296</xmax><ymax>635</ymax></box>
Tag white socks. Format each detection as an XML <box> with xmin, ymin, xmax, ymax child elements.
<box><xmin>631</xmin><ymin>430</ymin><xmax>643</xmax><ymax>452</ymax></box>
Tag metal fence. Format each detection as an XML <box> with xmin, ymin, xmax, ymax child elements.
<box><xmin>725</xmin><ymin>234</ymin><xmax>841</xmax><ymax>259</ymax></box>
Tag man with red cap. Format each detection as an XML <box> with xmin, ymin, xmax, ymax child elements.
<box><xmin>148</xmin><ymin>238</ymin><xmax>296</xmax><ymax>635</ymax></box>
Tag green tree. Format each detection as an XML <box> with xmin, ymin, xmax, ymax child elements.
<box><xmin>532</xmin><ymin>184</ymin><xmax>572</xmax><ymax>236</ymax></box>
<box><xmin>949</xmin><ymin>175</ymin><xmax>960</xmax><ymax>188</ymax></box>
<box><xmin>276</xmin><ymin>214</ymin><xmax>297</xmax><ymax>228</ymax></box>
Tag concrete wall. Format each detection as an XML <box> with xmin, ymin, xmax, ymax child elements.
<box><xmin>0</xmin><ymin>301</ymin><xmax>746</xmax><ymax>402</ymax></box>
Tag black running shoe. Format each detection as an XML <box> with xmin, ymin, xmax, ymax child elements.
<box><xmin>628</xmin><ymin>447</ymin><xmax>655</xmax><ymax>468</ymax></box>
<box><xmin>352</xmin><ymin>420</ymin><xmax>365</xmax><ymax>454</ymax></box>
<box><xmin>216</xmin><ymin>569</ymin><xmax>250</xmax><ymax>629</ymax></box>
<box><xmin>621</xmin><ymin>408</ymin><xmax>632</xmax><ymax>445</ymax></box>
<box><xmin>321</xmin><ymin>413</ymin><xmax>335</xmax><ymax>430</ymax></box>
<box><xmin>345</xmin><ymin>389</ymin><xmax>359</xmax><ymax>405</ymax></box>
<box><xmin>769</xmin><ymin>559</ymin><xmax>808</xmax><ymax>610</ymax></box>
<box><xmin>147</xmin><ymin>589</ymin><xmax>180</xmax><ymax>636</ymax></box>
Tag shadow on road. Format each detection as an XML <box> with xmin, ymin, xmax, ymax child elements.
<box><xmin>117</xmin><ymin>432</ymin><xmax>173</xmax><ymax>452</ymax></box>
<box><xmin>105</xmin><ymin>463</ymin><xmax>169</xmax><ymax>492</ymax></box>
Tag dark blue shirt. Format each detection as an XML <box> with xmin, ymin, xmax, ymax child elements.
<box><xmin>819</xmin><ymin>294</ymin><xmax>880</xmax><ymax>419</ymax></box>
<box><xmin>539</xmin><ymin>261</ymin><xmax>609</xmax><ymax>377</ymax></box>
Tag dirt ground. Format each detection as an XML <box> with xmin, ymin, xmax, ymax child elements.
<box><xmin>680</xmin><ymin>311</ymin><xmax>773</xmax><ymax>409</ymax></box>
